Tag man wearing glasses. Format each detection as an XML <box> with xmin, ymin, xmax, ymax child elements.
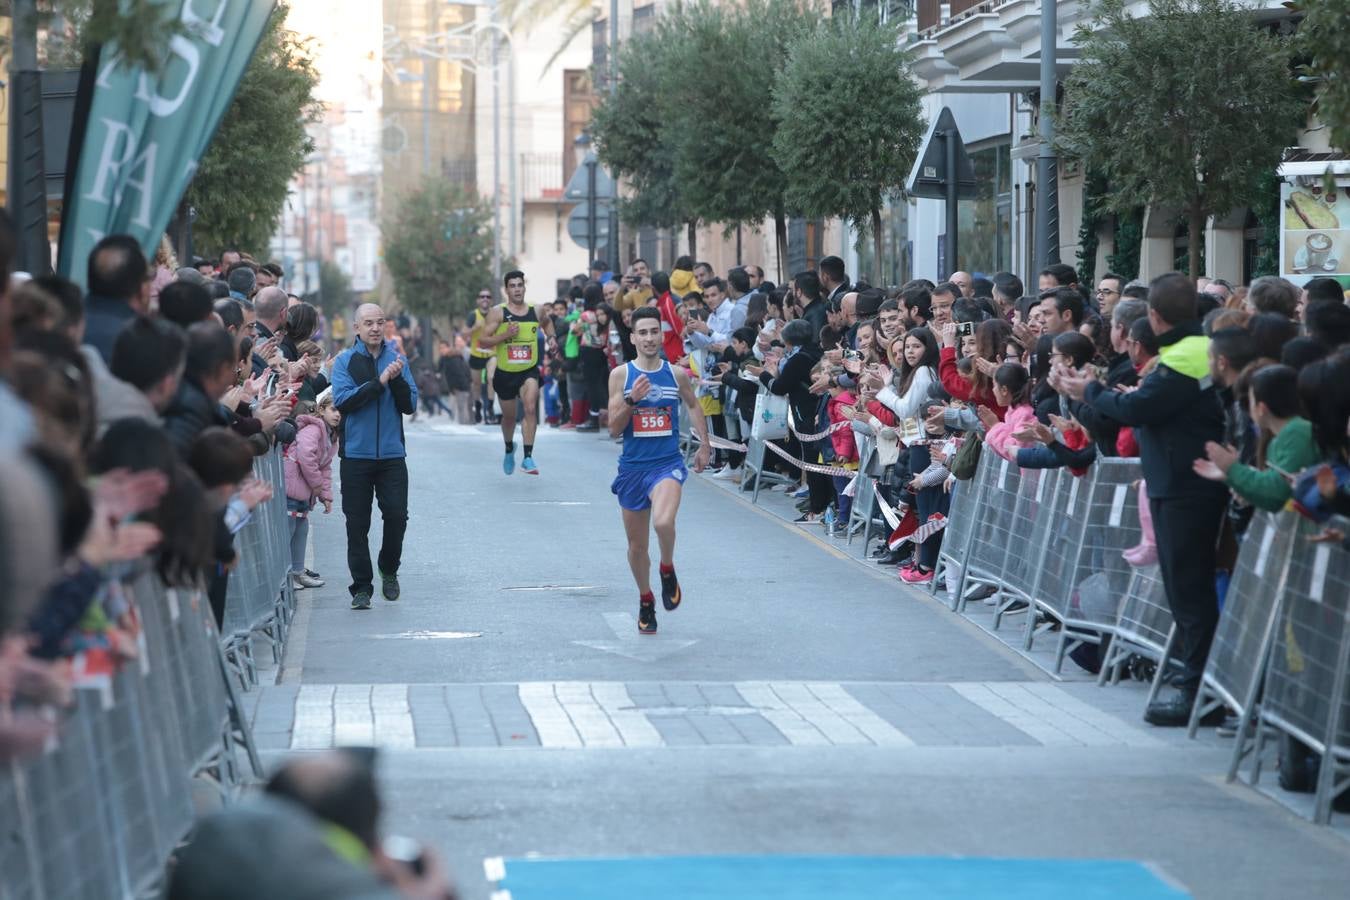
<box><xmin>467</xmin><ymin>288</ymin><xmax>498</xmax><ymax>424</ymax></box>
<box><xmin>1095</xmin><ymin>272</ymin><xmax>1125</xmax><ymax>319</ymax></box>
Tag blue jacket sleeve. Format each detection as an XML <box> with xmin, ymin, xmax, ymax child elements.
<box><xmin>331</xmin><ymin>352</ymin><xmax>383</xmax><ymax>415</ymax></box>
<box><xmin>1015</xmin><ymin>445</ymin><xmax>1065</xmax><ymax>469</ymax></box>
<box><xmin>389</xmin><ymin>357</ymin><xmax>418</xmax><ymax>415</ymax></box>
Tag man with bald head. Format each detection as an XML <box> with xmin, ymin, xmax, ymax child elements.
<box><xmin>250</xmin><ymin>285</ymin><xmax>290</xmax><ymax>374</ymax></box>
<box><xmin>331</xmin><ymin>303</ymin><xmax>419</xmax><ymax>610</ymax></box>
<box><xmin>949</xmin><ymin>271</ymin><xmax>974</xmax><ymax>298</ymax></box>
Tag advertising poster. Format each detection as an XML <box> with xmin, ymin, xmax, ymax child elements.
<box><xmin>1281</xmin><ymin>176</ymin><xmax>1350</xmax><ymax>289</ymax></box>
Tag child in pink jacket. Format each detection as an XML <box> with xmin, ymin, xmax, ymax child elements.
<box><xmin>283</xmin><ymin>389</ymin><xmax>340</xmax><ymax>589</ymax></box>
<box><xmin>826</xmin><ymin>385</ymin><xmax>861</xmax><ymax>537</ymax></box>
<box><xmin>983</xmin><ymin>363</ymin><xmax>1037</xmax><ymax>462</ymax></box>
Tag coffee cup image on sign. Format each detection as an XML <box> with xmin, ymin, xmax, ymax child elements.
<box><xmin>1286</xmin><ymin>229</ymin><xmax>1347</xmax><ymax>275</ymax></box>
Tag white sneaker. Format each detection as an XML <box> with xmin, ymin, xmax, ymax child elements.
<box><xmin>292</xmin><ymin>572</ymin><xmax>324</xmax><ymax>589</ymax></box>
<box><xmin>712</xmin><ymin>466</ymin><xmax>739</xmax><ymax>480</ymax></box>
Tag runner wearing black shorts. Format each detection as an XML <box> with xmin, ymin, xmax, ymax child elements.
<box><xmin>468</xmin><ymin>289</ymin><xmax>496</xmax><ymax>422</ymax></box>
<box><xmin>476</xmin><ymin>270</ymin><xmax>555</xmax><ymax>476</ymax></box>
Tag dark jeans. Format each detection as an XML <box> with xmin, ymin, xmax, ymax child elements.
<box><xmin>341</xmin><ymin>457</ymin><xmax>410</xmax><ymax>597</ymax></box>
<box><xmin>580</xmin><ymin>347</ymin><xmax>609</xmax><ymax>415</ymax></box>
<box><xmin>787</xmin><ymin>434</ymin><xmax>833</xmax><ymax>514</ymax></box>
<box><xmin>1150</xmin><ymin>490</ymin><xmax>1226</xmax><ymax>690</ymax></box>
<box><xmin>910</xmin><ymin>444</ymin><xmax>950</xmax><ymax>570</ymax></box>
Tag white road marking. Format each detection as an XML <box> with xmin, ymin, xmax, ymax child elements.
<box><xmin>369</xmin><ymin>631</ymin><xmax>484</xmax><ymax>640</ymax></box>
<box><xmin>333</xmin><ymin>683</ymin><xmax>374</xmax><ymax>745</ymax></box>
<box><xmin>290</xmin><ymin>684</ymin><xmax>335</xmax><ymax>749</ymax></box>
<box><xmin>768</xmin><ymin>682</ymin><xmax>870</xmax><ymax>745</ymax></box>
<box><xmin>590</xmin><ymin>682</ymin><xmax>663</xmax><ymax>748</ymax></box>
<box><xmin>517</xmin><ymin>683</ymin><xmax>583</xmax><ymax>748</ymax></box>
<box><xmin>553</xmin><ymin>682</ymin><xmax>623</xmax><ymax>747</ymax></box>
<box><xmin>952</xmin><ymin>682</ymin><xmax>1160</xmax><ymax>747</ymax></box>
<box><xmin>807</xmin><ymin>683</ymin><xmax>915</xmax><ymax>747</ymax></box>
<box><xmin>371</xmin><ymin>684</ymin><xmax>417</xmax><ymax>749</ymax></box>
<box><xmin>734</xmin><ymin>682</ymin><xmax>830</xmax><ymax>746</ymax></box>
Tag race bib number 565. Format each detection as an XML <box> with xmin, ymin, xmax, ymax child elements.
<box><xmin>633</xmin><ymin>406</ymin><xmax>672</xmax><ymax>437</ymax></box>
<box><xmin>507</xmin><ymin>344</ymin><xmax>533</xmax><ymax>362</ymax></box>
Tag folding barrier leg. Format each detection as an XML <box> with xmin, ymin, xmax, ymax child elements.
<box><xmin>1145</xmin><ymin>625</ymin><xmax>1177</xmax><ymax>709</ymax></box>
<box><xmin>1312</xmin><ymin>619</ymin><xmax>1350</xmax><ymax>824</ymax></box>
<box><xmin>217</xmin><ymin>642</ymin><xmax>264</xmax><ymax>779</ymax></box>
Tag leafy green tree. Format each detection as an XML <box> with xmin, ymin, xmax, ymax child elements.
<box><xmin>185</xmin><ymin>2</ymin><xmax>321</xmax><ymax>256</ymax></box>
<box><xmin>588</xmin><ymin>22</ymin><xmax>694</xmax><ymax>244</ymax></box>
<box><xmin>771</xmin><ymin>13</ymin><xmax>924</xmax><ymax>282</ymax></box>
<box><xmin>8</xmin><ymin>0</ymin><xmax>185</xmax><ymax>73</ymax></box>
<box><xmin>383</xmin><ymin>177</ymin><xmax>495</xmax><ymax>321</ymax></box>
<box><xmin>318</xmin><ymin>259</ymin><xmax>351</xmax><ymax>313</ymax></box>
<box><xmin>665</xmin><ymin>0</ymin><xmax>818</xmax><ymax>268</ymax></box>
<box><xmin>1058</xmin><ymin>0</ymin><xmax>1302</xmax><ymax>278</ymax></box>
<box><xmin>1298</xmin><ymin>0</ymin><xmax>1350</xmax><ymax>153</ymax></box>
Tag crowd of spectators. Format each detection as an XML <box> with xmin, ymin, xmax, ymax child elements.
<box><xmin>0</xmin><ymin>211</ymin><xmax>456</xmax><ymax>896</ymax></box>
<box><xmin>0</xmin><ymin>213</ymin><xmax>352</xmax><ymax>761</ymax></box>
<box><xmin>568</xmin><ymin>250</ymin><xmax>1350</xmax><ymax>734</ymax></box>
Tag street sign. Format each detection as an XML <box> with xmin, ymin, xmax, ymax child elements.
<box><xmin>566</xmin><ymin>201</ymin><xmax>612</xmax><ymax>250</ymax></box>
<box><xmin>905</xmin><ymin>107</ymin><xmax>978</xmax><ymax>201</ymax></box>
<box><xmin>563</xmin><ymin>151</ymin><xmax>614</xmax><ymax>202</ymax></box>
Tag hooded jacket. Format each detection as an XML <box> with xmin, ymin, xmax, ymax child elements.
<box><xmin>331</xmin><ymin>339</ymin><xmax>418</xmax><ymax>460</ymax></box>
<box><xmin>1083</xmin><ymin>320</ymin><xmax>1226</xmax><ymax>499</ymax></box>
<box><xmin>670</xmin><ymin>268</ymin><xmax>698</xmax><ymax>299</ymax></box>
<box><xmin>284</xmin><ymin>414</ymin><xmax>337</xmax><ymax>504</ymax></box>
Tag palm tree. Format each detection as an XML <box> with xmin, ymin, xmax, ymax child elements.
<box><xmin>499</xmin><ymin>0</ymin><xmax>596</xmax><ymax>73</ymax></box>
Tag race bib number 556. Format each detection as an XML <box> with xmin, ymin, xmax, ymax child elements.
<box><xmin>633</xmin><ymin>406</ymin><xmax>672</xmax><ymax>437</ymax></box>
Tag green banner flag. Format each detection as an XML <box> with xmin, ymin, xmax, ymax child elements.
<box><xmin>58</xmin><ymin>1</ymin><xmax>276</xmax><ymax>286</ymax></box>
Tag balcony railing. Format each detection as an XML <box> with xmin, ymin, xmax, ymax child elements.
<box><xmin>520</xmin><ymin>152</ymin><xmax>564</xmax><ymax>202</ymax></box>
<box><xmin>917</xmin><ymin>0</ymin><xmax>990</xmax><ymax>34</ymax></box>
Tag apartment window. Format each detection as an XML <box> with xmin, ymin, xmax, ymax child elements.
<box><xmin>956</xmin><ymin>142</ymin><xmax>1012</xmax><ymax>274</ymax></box>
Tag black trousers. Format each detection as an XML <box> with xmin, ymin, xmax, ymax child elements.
<box><xmin>1150</xmin><ymin>490</ymin><xmax>1227</xmax><ymax>689</ymax></box>
<box><xmin>580</xmin><ymin>347</ymin><xmax>609</xmax><ymax>415</ymax></box>
<box><xmin>341</xmin><ymin>457</ymin><xmax>410</xmax><ymax>597</ymax></box>
<box><xmin>786</xmin><ymin>433</ymin><xmax>833</xmax><ymax>514</ymax></box>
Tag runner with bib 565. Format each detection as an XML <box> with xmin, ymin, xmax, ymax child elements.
<box><xmin>476</xmin><ymin>270</ymin><xmax>556</xmax><ymax>475</ymax></box>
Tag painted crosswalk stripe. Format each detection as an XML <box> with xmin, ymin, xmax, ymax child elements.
<box><xmin>333</xmin><ymin>683</ymin><xmax>375</xmax><ymax>745</ymax></box>
<box><xmin>806</xmin><ymin>683</ymin><xmax>915</xmax><ymax>747</ymax></box>
<box><xmin>590</xmin><ymin>682</ymin><xmax>663</xmax><ymax>748</ymax></box>
<box><xmin>290</xmin><ymin>684</ymin><xmax>335</xmax><ymax>749</ymax></box>
<box><xmin>734</xmin><ymin>682</ymin><xmax>830</xmax><ymax>746</ymax></box>
<box><xmin>371</xmin><ymin>684</ymin><xmax>416</xmax><ymax>749</ymax></box>
<box><xmin>553</xmin><ymin>682</ymin><xmax>624</xmax><ymax>747</ymax></box>
<box><xmin>517</xmin><ymin>683</ymin><xmax>583</xmax><ymax>748</ymax></box>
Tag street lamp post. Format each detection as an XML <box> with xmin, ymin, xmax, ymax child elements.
<box><xmin>1034</xmin><ymin>0</ymin><xmax>1061</xmax><ymax>268</ymax></box>
<box><xmin>586</xmin><ymin>154</ymin><xmax>598</xmax><ymax>265</ymax></box>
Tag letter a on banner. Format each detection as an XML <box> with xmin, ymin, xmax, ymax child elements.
<box><xmin>58</xmin><ymin>0</ymin><xmax>276</xmax><ymax>287</ymax></box>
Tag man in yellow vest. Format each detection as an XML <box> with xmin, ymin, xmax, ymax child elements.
<box><xmin>476</xmin><ymin>270</ymin><xmax>556</xmax><ymax>475</ymax></box>
<box><xmin>467</xmin><ymin>288</ymin><xmax>497</xmax><ymax>423</ymax></box>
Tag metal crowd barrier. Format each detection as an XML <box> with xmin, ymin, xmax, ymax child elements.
<box><xmin>1210</xmin><ymin>512</ymin><xmax>1350</xmax><ymax>823</ymax></box>
<box><xmin>939</xmin><ymin>450</ymin><xmax>1350</xmax><ymax>821</ymax></box>
<box><xmin>0</xmin><ymin>449</ymin><xmax>300</xmax><ymax>898</ymax></box>
<box><xmin>0</xmin><ymin>575</ymin><xmax>259</xmax><ymax>899</ymax></box>
<box><xmin>221</xmin><ymin>448</ymin><xmax>296</xmax><ymax>688</ymax></box>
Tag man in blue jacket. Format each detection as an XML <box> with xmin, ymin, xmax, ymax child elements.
<box><xmin>332</xmin><ymin>303</ymin><xmax>419</xmax><ymax>610</ymax></box>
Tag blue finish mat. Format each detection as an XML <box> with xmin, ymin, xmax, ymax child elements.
<box><xmin>490</xmin><ymin>855</ymin><xmax>1190</xmax><ymax>899</ymax></box>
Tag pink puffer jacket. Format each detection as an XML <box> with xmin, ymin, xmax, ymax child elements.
<box><xmin>284</xmin><ymin>415</ymin><xmax>336</xmax><ymax>504</ymax></box>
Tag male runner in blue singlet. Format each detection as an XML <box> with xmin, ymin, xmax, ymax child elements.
<box><xmin>607</xmin><ymin>307</ymin><xmax>710</xmax><ymax>634</ymax></box>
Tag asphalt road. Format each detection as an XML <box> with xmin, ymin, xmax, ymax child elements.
<box><xmin>249</xmin><ymin>418</ymin><xmax>1350</xmax><ymax>900</ymax></box>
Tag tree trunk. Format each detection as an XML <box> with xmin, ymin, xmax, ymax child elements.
<box><xmin>686</xmin><ymin>220</ymin><xmax>697</xmax><ymax>261</ymax></box>
<box><xmin>872</xmin><ymin>207</ymin><xmax>884</xmax><ymax>285</ymax></box>
<box><xmin>774</xmin><ymin>210</ymin><xmax>788</xmax><ymax>284</ymax></box>
<box><xmin>1188</xmin><ymin>204</ymin><xmax>1205</xmax><ymax>281</ymax></box>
